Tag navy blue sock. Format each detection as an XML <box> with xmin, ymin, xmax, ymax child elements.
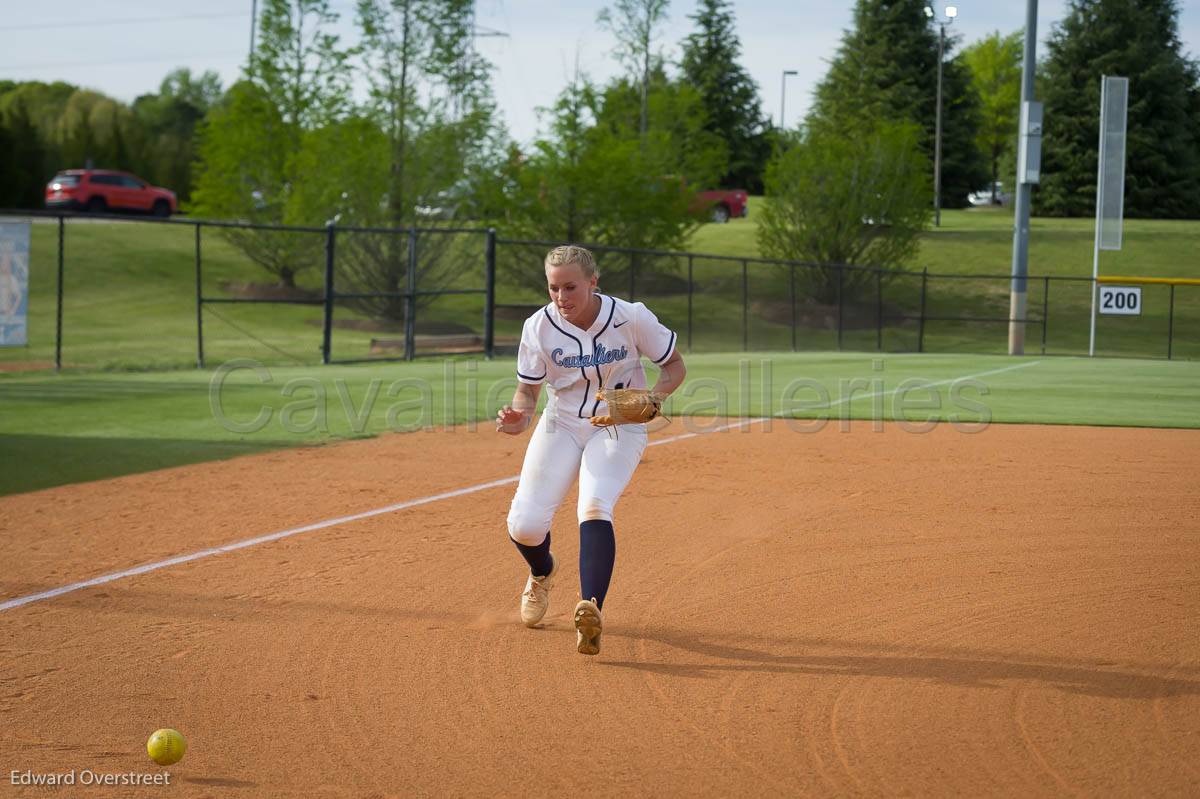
<box><xmin>511</xmin><ymin>532</ymin><xmax>553</xmax><ymax>577</ymax></box>
<box><xmin>579</xmin><ymin>520</ymin><xmax>616</xmax><ymax>611</ymax></box>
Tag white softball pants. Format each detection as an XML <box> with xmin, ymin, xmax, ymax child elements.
<box><xmin>506</xmin><ymin>413</ymin><xmax>649</xmax><ymax>546</ymax></box>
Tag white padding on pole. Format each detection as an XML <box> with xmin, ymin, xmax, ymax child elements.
<box><xmin>1090</xmin><ymin>75</ymin><xmax>1130</xmax><ymax>357</ymax></box>
<box><xmin>1099</xmin><ymin>77</ymin><xmax>1129</xmax><ymax>251</ymax></box>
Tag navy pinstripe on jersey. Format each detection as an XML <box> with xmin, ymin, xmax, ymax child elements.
<box><xmin>542</xmin><ymin>306</ymin><xmax>591</xmax><ymax>418</ymax></box>
<box><xmin>589</xmin><ymin>297</ymin><xmax>617</xmax><ymax>416</ymax></box>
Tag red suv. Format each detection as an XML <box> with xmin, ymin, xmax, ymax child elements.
<box><xmin>45</xmin><ymin>169</ymin><xmax>177</xmax><ymax>217</ymax></box>
<box><xmin>692</xmin><ymin>189</ymin><xmax>749</xmax><ymax>223</ymax></box>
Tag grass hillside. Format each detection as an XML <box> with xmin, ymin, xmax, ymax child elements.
<box><xmin>690</xmin><ymin>198</ymin><xmax>1200</xmax><ymax>279</ymax></box>
<box><xmin>0</xmin><ymin>218</ymin><xmax>489</xmax><ymax>370</ymax></box>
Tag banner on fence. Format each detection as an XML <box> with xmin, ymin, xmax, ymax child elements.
<box><xmin>0</xmin><ymin>221</ymin><xmax>30</xmax><ymax>347</ymax></box>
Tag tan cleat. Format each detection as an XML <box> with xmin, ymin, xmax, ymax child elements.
<box><xmin>520</xmin><ymin>554</ymin><xmax>558</xmax><ymax>627</ymax></box>
<box><xmin>573</xmin><ymin>598</ymin><xmax>603</xmax><ymax>655</ymax></box>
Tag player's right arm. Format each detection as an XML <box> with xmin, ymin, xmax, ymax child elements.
<box><xmin>496</xmin><ymin>382</ymin><xmax>541</xmax><ymax>434</ymax></box>
<box><xmin>501</xmin><ymin>315</ymin><xmax>546</xmax><ymax>434</ymax></box>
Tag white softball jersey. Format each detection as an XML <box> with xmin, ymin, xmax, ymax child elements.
<box><xmin>505</xmin><ymin>293</ymin><xmax>678</xmax><ymax>540</ymax></box>
<box><xmin>515</xmin><ymin>293</ymin><xmax>678</xmax><ymax>421</ymax></box>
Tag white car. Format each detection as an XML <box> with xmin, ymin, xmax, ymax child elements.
<box><xmin>969</xmin><ymin>182</ymin><xmax>1011</xmax><ymax>207</ymax></box>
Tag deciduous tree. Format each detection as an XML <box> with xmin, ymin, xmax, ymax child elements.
<box><xmin>598</xmin><ymin>0</ymin><xmax>670</xmax><ymax>139</ymax></box>
<box><xmin>491</xmin><ymin>65</ymin><xmax>725</xmax><ymax>295</ymax></box>
<box><xmin>758</xmin><ymin>121</ymin><xmax>932</xmax><ymax>303</ymax></box>
<box><xmin>962</xmin><ymin>30</ymin><xmax>1022</xmax><ymax>202</ymax></box>
<box><xmin>133</xmin><ymin>69</ymin><xmax>223</xmax><ymax>201</ymax></box>
<box><xmin>0</xmin><ymin>101</ymin><xmax>46</xmax><ymax>208</ymax></box>
<box><xmin>192</xmin><ymin>0</ymin><xmax>351</xmax><ymax>285</ymax></box>
<box><xmin>192</xmin><ymin>81</ymin><xmax>317</xmax><ymax>287</ymax></box>
<box><xmin>334</xmin><ymin>0</ymin><xmax>503</xmax><ymax>321</ymax></box>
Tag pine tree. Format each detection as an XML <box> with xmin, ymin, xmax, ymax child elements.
<box><xmin>1039</xmin><ymin>0</ymin><xmax>1200</xmax><ymax>218</ymax></box>
<box><xmin>679</xmin><ymin>0</ymin><xmax>771</xmax><ymax>191</ymax></box>
<box><xmin>810</xmin><ymin>0</ymin><xmax>987</xmax><ymax>208</ymax></box>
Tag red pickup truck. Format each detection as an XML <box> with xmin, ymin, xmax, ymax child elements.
<box><xmin>692</xmin><ymin>189</ymin><xmax>749</xmax><ymax>223</ymax></box>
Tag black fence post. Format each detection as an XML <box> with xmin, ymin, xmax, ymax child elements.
<box><xmin>195</xmin><ymin>223</ymin><xmax>205</xmax><ymax>369</ymax></box>
<box><xmin>321</xmin><ymin>222</ymin><xmax>336</xmax><ymax>365</ymax></box>
<box><xmin>790</xmin><ymin>263</ymin><xmax>797</xmax><ymax>352</ymax></box>
<box><xmin>629</xmin><ymin>251</ymin><xmax>636</xmax><ymax>301</ymax></box>
<box><xmin>484</xmin><ymin>228</ymin><xmax>496</xmax><ymax>360</ymax></box>
<box><xmin>686</xmin><ymin>254</ymin><xmax>694</xmax><ymax>353</ymax></box>
<box><xmin>55</xmin><ymin>216</ymin><xmax>64</xmax><ymax>372</ymax></box>
<box><xmin>918</xmin><ymin>267</ymin><xmax>928</xmax><ymax>353</ymax></box>
<box><xmin>405</xmin><ymin>229</ymin><xmax>418</xmax><ymax>361</ymax></box>
<box><xmin>875</xmin><ymin>269</ymin><xmax>883</xmax><ymax>351</ymax></box>
<box><xmin>836</xmin><ymin>267</ymin><xmax>844</xmax><ymax>351</ymax></box>
<box><xmin>1167</xmin><ymin>284</ymin><xmax>1175</xmax><ymax>360</ymax></box>
<box><xmin>742</xmin><ymin>259</ymin><xmax>749</xmax><ymax>351</ymax></box>
<box><xmin>1041</xmin><ymin>276</ymin><xmax>1050</xmax><ymax>355</ymax></box>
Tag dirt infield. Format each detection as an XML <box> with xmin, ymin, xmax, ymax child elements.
<box><xmin>2</xmin><ymin>420</ymin><xmax>1198</xmax><ymax>797</ymax></box>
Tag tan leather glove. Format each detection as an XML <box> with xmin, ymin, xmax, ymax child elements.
<box><xmin>588</xmin><ymin>389</ymin><xmax>665</xmax><ymax>427</ymax></box>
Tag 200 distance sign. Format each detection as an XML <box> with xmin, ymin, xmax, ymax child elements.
<box><xmin>1099</xmin><ymin>286</ymin><xmax>1142</xmax><ymax>316</ymax></box>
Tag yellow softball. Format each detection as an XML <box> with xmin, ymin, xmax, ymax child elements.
<box><xmin>146</xmin><ymin>728</ymin><xmax>187</xmax><ymax>766</ymax></box>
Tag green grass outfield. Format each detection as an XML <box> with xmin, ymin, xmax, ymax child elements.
<box><xmin>1</xmin><ymin>352</ymin><xmax>1196</xmax><ymax>496</ymax></box>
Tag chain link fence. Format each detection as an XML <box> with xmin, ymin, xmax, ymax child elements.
<box><xmin>1</xmin><ymin>210</ymin><xmax>1195</xmax><ymax>370</ymax></box>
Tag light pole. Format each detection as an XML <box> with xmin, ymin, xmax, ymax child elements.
<box><xmin>925</xmin><ymin>4</ymin><xmax>957</xmax><ymax>228</ymax></box>
<box><xmin>249</xmin><ymin>0</ymin><xmax>258</xmax><ymax>63</ymax></box>
<box><xmin>1009</xmin><ymin>0</ymin><xmax>1040</xmax><ymax>355</ymax></box>
<box><xmin>780</xmin><ymin>70</ymin><xmax>798</xmax><ymax>130</ymax></box>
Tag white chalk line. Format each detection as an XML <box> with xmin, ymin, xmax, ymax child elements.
<box><xmin>0</xmin><ymin>477</ymin><xmax>520</xmax><ymax>612</ymax></box>
<box><xmin>1</xmin><ymin>360</ymin><xmax>1041</xmax><ymax>613</ymax></box>
<box><xmin>0</xmin><ymin>420</ymin><xmax>755</xmax><ymax>613</ymax></box>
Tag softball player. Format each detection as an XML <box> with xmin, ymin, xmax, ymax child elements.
<box><xmin>495</xmin><ymin>245</ymin><xmax>686</xmax><ymax>655</ymax></box>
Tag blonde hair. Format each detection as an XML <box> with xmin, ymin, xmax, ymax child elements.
<box><xmin>544</xmin><ymin>245</ymin><xmax>598</xmax><ymax>278</ymax></box>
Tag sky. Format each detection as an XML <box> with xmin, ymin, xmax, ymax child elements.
<box><xmin>1</xmin><ymin>0</ymin><xmax>1198</xmax><ymax>145</ymax></box>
